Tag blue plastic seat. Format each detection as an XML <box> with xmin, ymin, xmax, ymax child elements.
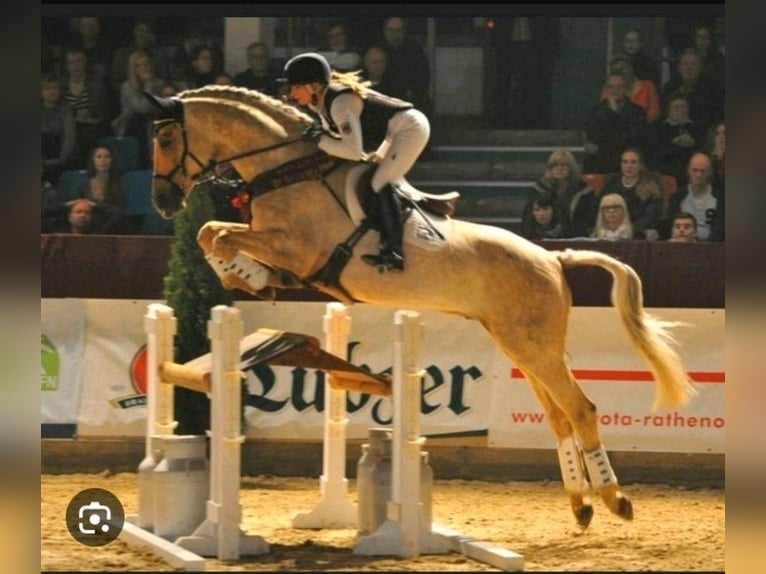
<box><xmin>55</xmin><ymin>170</ymin><xmax>88</xmax><ymax>202</ymax></box>
<box><xmin>121</xmin><ymin>170</ymin><xmax>154</xmax><ymax>216</ymax></box>
<box><xmin>120</xmin><ymin>169</ymin><xmax>174</xmax><ymax>235</ymax></box>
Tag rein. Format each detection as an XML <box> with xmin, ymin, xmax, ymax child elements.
<box><xmin>152</xmin><ymin>118</ymin><xmax>305</xmax><ymax>186</ymax></box>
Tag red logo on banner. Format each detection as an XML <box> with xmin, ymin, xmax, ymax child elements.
<box><xmin>130</xmin><ymin>344</ymin><xmax>148</xmax><ymax>395</ymax></box>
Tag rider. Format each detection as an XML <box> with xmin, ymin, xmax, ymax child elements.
<box><xmin>281</xmin><ymin>51</ymin><xmax>431</xmax><ymax>272</ymax></box>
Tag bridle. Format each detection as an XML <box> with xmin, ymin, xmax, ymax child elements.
<box><xmin>151</xmin><ymin>118</ymin><xmax>305</xmax><ymax>188</ymax></box>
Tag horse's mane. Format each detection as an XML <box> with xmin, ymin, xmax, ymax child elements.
<box><xmin>177</xmin><ymin>86</ymin><xmax>314</xmax><ymax>133</ymax></box>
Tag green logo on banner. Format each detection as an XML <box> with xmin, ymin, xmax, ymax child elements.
<box><xmin>41</xmin><ymin>335</ymin><xmax>60</xmax><ymax>391</ymax></box>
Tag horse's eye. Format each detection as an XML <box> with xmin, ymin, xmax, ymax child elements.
<box><xmin>158</xmin><ymin>137</ymin><xmax>173</xmax><ymax>150</ymax></box>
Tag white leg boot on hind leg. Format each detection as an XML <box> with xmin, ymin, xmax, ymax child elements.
<box><xmin>557</xmin><ymin>435</ymin><xmax>590</xmax><ymax>495</ymax></box>
<box><xmin>582</xmin><ymin>444</ymin><xmax>618</xmax><ymax>489</ymax></box>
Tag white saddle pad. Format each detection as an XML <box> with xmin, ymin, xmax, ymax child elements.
<box><xmin>345</xmin><ymin>165</ymin><xmax>450</xmax><ymax>252</ymax></box>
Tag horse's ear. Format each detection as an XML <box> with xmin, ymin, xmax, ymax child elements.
<box><xmin>144</xmin><ymin>92</ymin><xmax>182</xmax><ymax>120</ymax></box>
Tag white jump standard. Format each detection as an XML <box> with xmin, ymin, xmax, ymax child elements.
<box><xmin>351</xmin><ymin>309</ymin><xmax>524</xmax><ymax>570</ymax></box>
<box><xmin>120</xmin><ymin>304</ymin><xmax>268</xmax><ymax>571</ymax></box>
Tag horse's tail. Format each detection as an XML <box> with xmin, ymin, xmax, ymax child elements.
<box><xmin>554</xmin><ymin>248</ymin><xmax>697</xmax><ymax>411</ymax></box>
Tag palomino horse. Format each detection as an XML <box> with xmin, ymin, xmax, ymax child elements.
<box><xmin>147</xmin><ymin>86</ymin><xmax>696</xmax><ymax>529</ymax></box>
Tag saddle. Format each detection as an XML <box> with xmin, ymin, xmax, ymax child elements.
<box><xmin>354</xmin><ymin>166</ymin><xmax>460</xmax><ymax>222</ymax></box>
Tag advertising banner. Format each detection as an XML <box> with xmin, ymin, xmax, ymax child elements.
<box><xmin>41</xmin><ymin>299</ymin><xmax>87</xmax><ymax>424</ymax></box>
<box><xmin>41</xmin><ymin>300</ymin><xmax>724</xmax><ymax>453</ymax></box>
<box><xmin>487</xmin><ymin>308</ymin><xmax>725</xmax><ymax>453</ymax></box>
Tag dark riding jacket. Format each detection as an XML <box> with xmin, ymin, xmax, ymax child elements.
<box><xmin>321</xmin><ymin>84</ymin><xmax>412</xmax><ymax>153</ymax></box>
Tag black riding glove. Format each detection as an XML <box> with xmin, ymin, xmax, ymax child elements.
<box><xmin>302</xmin><ymin>124</ymin><xmax>324</xmax><ymax>143</ymax></box>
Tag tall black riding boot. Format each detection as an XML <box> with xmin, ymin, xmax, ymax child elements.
<box><xmin>362</xmin><ymin>186</ymin><xmax>405</xmax><ymax>272</ymax></box>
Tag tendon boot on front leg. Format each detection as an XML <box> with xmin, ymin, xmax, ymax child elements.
<box><xmin>362</xmin><ymin>185</ymin><xmax>404</xmax><ymax>272</ymax></box>
<box><xmin>204</xmin><ymin>252</ymin><xmax>273</xmax><ymax>297</ymax></box>
<box><xmin>557</xmin><ymin>435</ymin><xmax>594</xmax><ymax>528</ymax></box>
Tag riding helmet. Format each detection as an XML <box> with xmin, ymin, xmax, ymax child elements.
<box><xmin>281</xmin><ymin>52</ymin><xmax>332</xmax><ymax>85</ymax></box>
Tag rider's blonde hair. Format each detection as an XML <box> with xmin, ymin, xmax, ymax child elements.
<box><xmin>330</xmin><ymin>70</ymin><xmax>372</xmax><ymax>96</ymax></box>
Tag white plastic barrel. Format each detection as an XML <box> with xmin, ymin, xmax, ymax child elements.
<box><xmin>152</xmin><ymin>435</ymin><xmax>209</xmax><ymax>540</ymax></box>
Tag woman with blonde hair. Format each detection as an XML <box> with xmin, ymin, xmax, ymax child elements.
<box><xmin>601</xmin><ymin>147</ymin><xmax>662</xmax><ymax>240</ymax></box>
<box><xmin>112</xmin><ymin>49</ymin><xmax>167</xmax><ymax>167</ymax></box>
<box><xmin>528</xmin><ymin>148</ymin><xmax>599</xmax><ymax>237</ymax></box>
<box><xmin>281</xmin><ymin>52</ymin><xmax>430</xmax><ymax>271</ymax></box>
<box><xmin>592</xmin><ymin>193</ymin><xmax>633</xmax><ymax>240</ymax></box>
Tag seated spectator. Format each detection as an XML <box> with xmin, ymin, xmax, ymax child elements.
<box><xmin>169</xmin><ymin>19</ymin><xmax>225</xmax><ymax>86</ymax></box>
<box><xmin>661</xmin><ymin>48</ymin><xmax>723</xmax><ymax>136</ymax></box>
<box><xmin>601</xmin><ymin>56</ymin><xmax>660</xmax><ymax>123</ymax></box>
<box><xmin>704</xmin><ymin>121</ymin><xmax>725</xmax><ymax>192</ymax></box>
<box><xmin>41</xmin><ymin>72</ymin><xmax>78</xmax><ymax>184</ymax></box>
<box><xmin>520</xmin><ymin>190</ymin><xmax>566</xmax><ymax>240</ymax></box>
<box><xmin>111</xmin><ymin>49</ymin><xmax>167</xmax><ymax>168</ymax></box>
<box><xmin>592</xmin><ymin>193</ymin><xmax>634</xmax><ymax>240</ymax></box>
<box><xmin>61</xmin><ymin>45</ymin><xmax>112</xmax><ymax>168</ymax></box>
<box><xmin>64</xmin><ymin>198</ymin><xmax>96</xmax><ymax>234</ymax></box>
<box><xmin>76</xmin><ymin>144</ymin><xmax>130</xmax><ymax>233</ymax></box>
<box><xmin>619</xmin><ymin>27</ymin><xmax>661</xmax><ymax>89</ymax></box>
<box><xmin>647</xmin><ymin>92</ymin><xmax>703</xmax><ymax>187</ymax></box>
<box><xmin>692</xmin><ymin>23</ymin><xmax>725</xmax><ymax>94</ymax></box>
<box><xmin>360</xmin><ymin>45</ymin><xmax>395</xmax><ymax>95</ymax></box>
<box><xmin>528</xmin><ymin>148</ymin><xmax>599</xmax><ymax>238</ymax></box>
<box><xmin>67</xmin><ymin>17</ymin><xmax>113</xmax><ymax>81</ymax></box>
<box><xmin>583</xmin><ymin>71</ymin><xmax>648</xmax><ymax>173</ymax></box>
<box><xmin>601</xmin><ymin>147</ymin><xmax>662</xmax><ymax>240</ymax></box>
<box><xmin>378</xmin><ymin>17</ymin><xmax>432</xmax><ymax>117</ymax></box>
<box><xmin>317</xmin><ymin>20</ymin><xmax>363</xmax><ymax>73</ymax></box>
<box><xmin>232</xmin><ymin>41</ymin><xmax>281</xmax><ymax>97</ymax></box>
<box><xmin>176</xmin><ymin>44</ymin><xmax>220</xmax><ymax>90</ymax></box>
<box><xmin>667</xmin><ymin>211</ymin><xmax>698</xmax><ymax>242</ymax></box>
<box><xmin>668</xmin><ymin>151</ymin><xmax>724</xmax><ymax>242</ymax></box>
<box><xmin>110</xmin><ymin>19</ymin><xmax>170</xmax><ymax>97</ymax></box>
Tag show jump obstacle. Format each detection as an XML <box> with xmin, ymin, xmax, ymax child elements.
<box><xmin>118</xmin><ymin>303</ymin><xmax>523</xmax><ymax>571</ymax></box>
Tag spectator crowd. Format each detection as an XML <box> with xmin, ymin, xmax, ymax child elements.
<box><xmin>42</xmin><ymin>17</ymin><xmax>723</xmax><ymax>243</ymax></box>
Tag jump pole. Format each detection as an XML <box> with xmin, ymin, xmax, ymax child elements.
<box><xmin>354</xmin><ymin>310</ymin><xmax>524</xmax><ymax>571</ymax></box>
<box><xmin>291</xmin><ymin>302</ymin><xmax>357</xmax><ymax>528</ymax></box>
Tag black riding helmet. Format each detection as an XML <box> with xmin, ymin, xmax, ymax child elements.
<box><xmin>281</xmin><ymin>52</ymin><xmax>331</xmax><ymax>86</ymax></box>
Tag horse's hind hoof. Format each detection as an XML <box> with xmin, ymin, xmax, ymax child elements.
<box><xmin>255</xmin><ymin>286</ymin><xmax>276</xmax><ymax>301</ymax></box>
<box><xmin>616</xmin><ymin>495</ymin><xmax>634</xmax><ymax>520</ymax></box>
<box><xmin>574</xmin><ymin>504</ymin><xmax>594</xmax><ymax>529</ymax></box>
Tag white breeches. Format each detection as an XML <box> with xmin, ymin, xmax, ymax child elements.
<box><xmin>371</xmin><ymin>108</ymin><xmax>430</xmax><ymax>193</ymax></box>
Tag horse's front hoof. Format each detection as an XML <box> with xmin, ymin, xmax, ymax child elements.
<box><xmin>574</xmin><ymin>503</ymin><xmax>594</xmax><ymax>529</ymax></box>
<box><xmin>616</xmin><ymin>495</ymin><xmax>634</xmax><ymax>520</ymax></box>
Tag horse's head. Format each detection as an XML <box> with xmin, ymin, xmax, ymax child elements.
<box><xmin>145</xmin><ymin>92</ymin><xmax>192</xmax><ymax>218</ymax></box>
<box><xmin>145</xmin><ymin>87</ymin><xmax>317</xmax><ymax>219</ymax></box>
